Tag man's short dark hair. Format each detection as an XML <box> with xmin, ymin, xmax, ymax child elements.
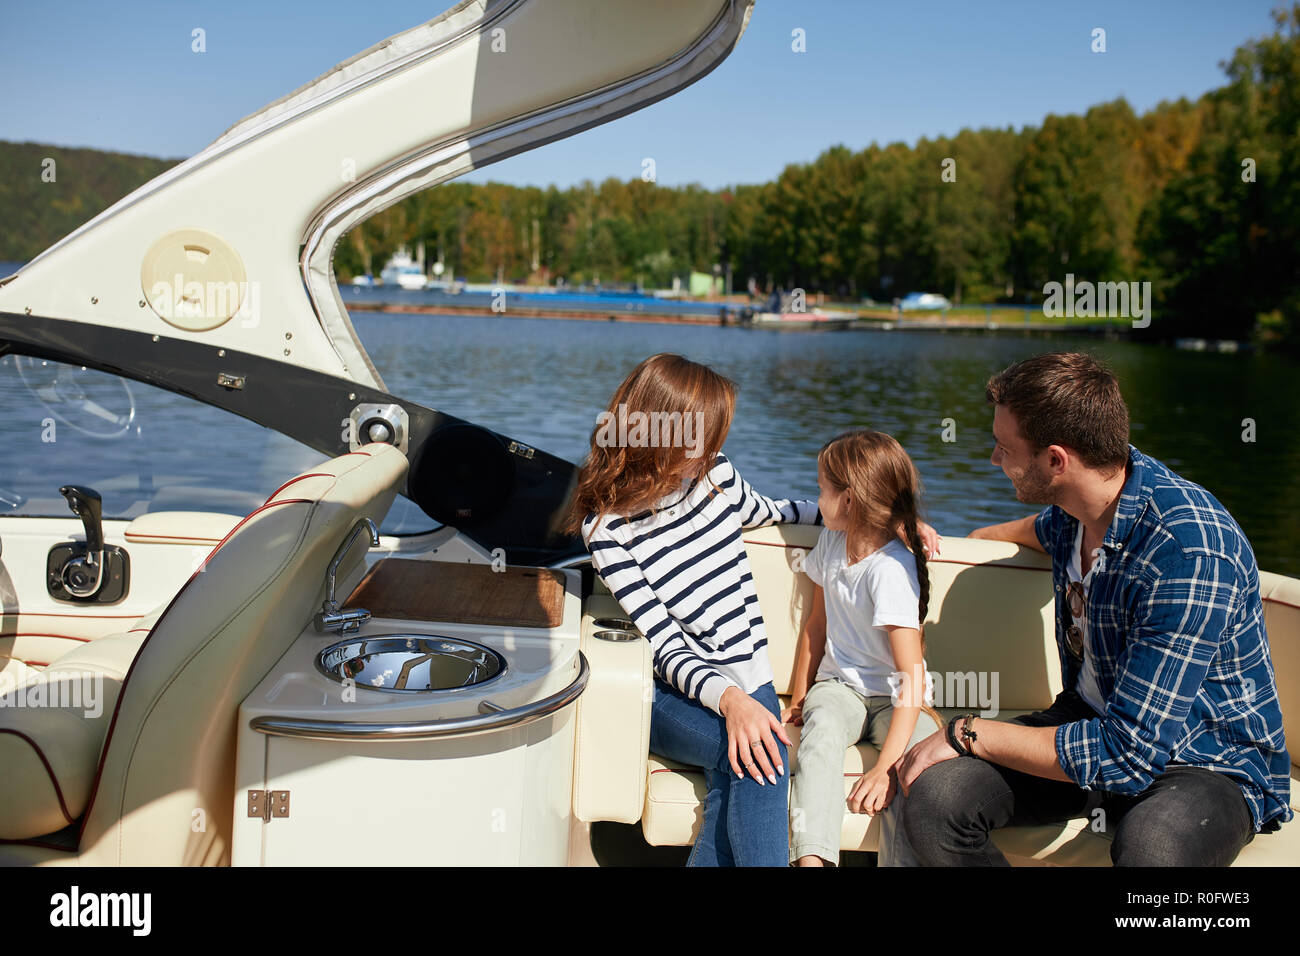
<box><xmin>985</xmin><ymin>352</ymin><xmax>1130</xmax><ymax>470</ymax></box>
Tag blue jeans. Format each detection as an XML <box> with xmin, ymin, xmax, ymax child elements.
<box><xmin>649</xmin><ymin>677</ymin><xmax>789</xmax><ymax>866</ymax></box>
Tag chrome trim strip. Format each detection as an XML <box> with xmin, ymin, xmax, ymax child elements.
<box><xmin>300</xmin><ymin>1</ymin><xmax>741</xmax><ymax>377</ymax></box>
<box><xmin>249</xmin><ymin>651</ymin><xmax>589</xmax><ymax>740</ymax></box>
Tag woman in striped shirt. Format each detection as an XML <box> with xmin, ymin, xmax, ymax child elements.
<box><xmin>565</xmin><ymin>354</ymin><xmax>937</xmax><ymax>865</ymax></box>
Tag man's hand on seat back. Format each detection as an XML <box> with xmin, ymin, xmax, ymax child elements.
<box><xmin>968</xmin><ymin>514</ymin><xmax>1046</xmax><ymax>553</ymax></box>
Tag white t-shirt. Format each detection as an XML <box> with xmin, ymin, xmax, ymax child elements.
<box><xmin>1068</xmin><ymin>521</ymin><xmax>1107</xmax><ymax>716</ymax></box>
<box><xmin>802</xmin><ymin>530</ymin><xmax>930</xmax><ymax>702</ymax></box>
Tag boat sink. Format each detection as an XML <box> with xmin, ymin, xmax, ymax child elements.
<box><xmin>316</xmin><ymin>634</ymin><xmax>505</xmax><ymax>692</ymax></box>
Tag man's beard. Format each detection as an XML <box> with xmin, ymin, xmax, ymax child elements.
<box><xmin>1011</xmin><ymin>457</ymin><xmax>1058</xmax><ymax>505</ymax></box>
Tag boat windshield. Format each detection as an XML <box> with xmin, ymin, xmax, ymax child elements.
<box><xmin>0</xmin><ymin>354</ymin><xmax>435</xmax><ymax>534</ymax></box>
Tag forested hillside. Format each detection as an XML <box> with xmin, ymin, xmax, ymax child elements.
<box><xmin>4</xmin><ymin>7</ymin><xmax>1297</xmax><ymax>348</ymax></box>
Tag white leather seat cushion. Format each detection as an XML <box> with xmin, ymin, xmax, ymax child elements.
<box><xmin>642</xmin><ymin>704</ymin><xmax>1033</xmax><ymax>851</ymax></box>
<box><xmin>0</xmin><ymin>631</ymin><xmax>145</xmax><ymax>839</ymax></box>
<box><xmin>642</xmin><ymin>705</ymin><xmax>1298</xmax><ymax>865</ymax></box>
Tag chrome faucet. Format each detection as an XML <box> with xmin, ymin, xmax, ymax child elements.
<box><xmin>314</xmin><ymin>516</ymin><xmax>379</xmax><ymax>634</ymax></box>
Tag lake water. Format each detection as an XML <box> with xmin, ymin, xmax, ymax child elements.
<box><xmin>1</xmin><ymin>264</ymin><xmax>1295</xmax><ymax>576</ymax></box>
<box><xmin>353</xmin><ymin>310</ymin><xmax>1300</xmax><ymax>576</ymax></box>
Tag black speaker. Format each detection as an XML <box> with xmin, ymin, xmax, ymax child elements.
<box><xmin>409</xmin><ymin>423</ymin><xmax>516</xmax><ymax>528</ymax></box>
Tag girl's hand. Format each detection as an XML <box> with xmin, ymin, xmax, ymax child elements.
<box><xmin>847</xmin><ymin>764</ymin><xmax>896</xmax><ymax>815</ymax></box>
<box><xmin>780</xmin><ymin>699</ymin><xmax>804</xmax><ymax>726</ymax></box>
<box><xmin>720</xmin><ymin>686</ymin><xmax>793</xmax><ymax>785</ymax></box>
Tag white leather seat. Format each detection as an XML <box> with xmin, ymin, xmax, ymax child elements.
<box><xmin>0</xmin><ymin>444</ymin><xmax>408</xmax><ymax>866</ymax></box>
<box><xmin>637</xmin><ymin>529</ymin><xmax>1298</xmax><ymax>865</ymax></box>
<box><xmin>0</xmin><ymin>631</ymin><xmax>145</xmax><ymax>839</ymax></box>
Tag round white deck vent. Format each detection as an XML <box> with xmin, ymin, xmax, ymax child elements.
<box><xmin>140</xmin><ymin>229</ymin><xmax>247</xmax><ymax>331</ymax></box>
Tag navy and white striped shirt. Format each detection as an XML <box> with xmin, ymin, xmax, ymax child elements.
<box><xmin>584</xmin><ymin>454</ymin><xmax>820</xmax><ymax>715</ymax></box>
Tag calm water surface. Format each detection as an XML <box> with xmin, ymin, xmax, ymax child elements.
<box><xmin>353</xmin><ymin>311</ymin><xmax>1300</xmax><ymax>575</ymax></box>
<box><xmin>0</xmin><ymin>292</ymin><xmax>1295</xmax><ymax>575</ymax></box>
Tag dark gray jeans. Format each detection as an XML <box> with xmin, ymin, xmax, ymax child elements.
<box><xmin>889</xmin><ymin>690</ymin><xmax>1256</xmax><ymax>866</ymax></box>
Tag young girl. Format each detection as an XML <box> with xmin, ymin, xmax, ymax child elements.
<box><xmin>782</xmin><ymin>429</ymin><xmax>944</xmax><ymax>867</ymax></box>
<box><xmin>564</xmin><ymin>353</ymin><xmax>821</xmax><ymax>867</ymax></box>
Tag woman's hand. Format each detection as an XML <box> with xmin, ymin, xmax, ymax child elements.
<box><xmin>896</xmin><ymin>520</ymin><xmax>942</xmax><ymax>557</ymax></box>
<box><xmin>780</xmin><ymin>698</ymin><xmax>805</xmax><ymax>726</ymax></box>
<box><xmin>918</xmin><ymin>520</ymin><xmax>941</xmax><ymax>557</ymax></box>
<box><xmin>720</xmin><ymin>686</ymin><xmax>793</xmax><ymax>785</ymax></box>
<box><xmin>847</xmin><ymin>764</ymin><xmax>896</xmax><ymax>814</ymax></box>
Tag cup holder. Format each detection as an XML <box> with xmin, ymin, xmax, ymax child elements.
<box><xmin>592</xmin><ymin>617</ymin><xmax>635</xmax><ymax>631</ymax></box>
<box><xmin>593</xmin><ymin>629</ymin><xmax>639</xmax><ymax>643</ymax></box>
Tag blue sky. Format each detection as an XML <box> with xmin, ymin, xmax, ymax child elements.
<box><xmin>0</xmin><ymin>0</ymin><xmax>1283</xmax><ymax>189</ymax></box>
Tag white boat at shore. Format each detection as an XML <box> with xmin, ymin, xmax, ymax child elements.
<box><xmin>0</xmin><ymin>0</ymin><xmax>1293</xmax><ymax>869</ymax></box>
<box><xmin>379</xmin><ymin>248</ymin><xmax>428</xmax><ymax>290</ymax></box>
<box><xmin>751</xmin><ymin>309</ymin><xmax>855</xmax><ymax>331</ymax></box>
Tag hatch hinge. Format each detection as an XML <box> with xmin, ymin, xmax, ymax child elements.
<box><xmin>247</xmin><ymin>790</ymin><xmax>291</xmax><ymax>821</ymax></box>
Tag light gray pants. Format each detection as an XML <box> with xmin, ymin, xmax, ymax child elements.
<box><xmin>789</xmin><ymin>677</ymin><xmax>940</xmax><ymax>865</ymax></box>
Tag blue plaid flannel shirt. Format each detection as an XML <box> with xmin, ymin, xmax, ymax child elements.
<box><xmin>1036</xmin><ymin>445</ymin><xmax>1291</xmax><ymax>832</ymax></box>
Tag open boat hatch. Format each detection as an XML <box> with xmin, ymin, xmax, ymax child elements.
<box><xmin>0</xmin><ymin>0</ymin><xmax>756</xmax><ymax>559</ymax></box>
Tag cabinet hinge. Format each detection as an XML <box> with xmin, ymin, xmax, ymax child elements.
<box><xmin>247</xmin><ymin>790</ymin><xmax>290</xmax><ymax>821</ymax></box>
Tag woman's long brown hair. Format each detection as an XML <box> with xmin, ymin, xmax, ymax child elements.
<box><xmin>819</xmin><ymin>429</ymin><xmax>940</xmax><ymax>725</ymax></box>
<box><xmin>562</xmin><ymin>354</ymin><xmax>736</xmax><ymax>539</ymax></box>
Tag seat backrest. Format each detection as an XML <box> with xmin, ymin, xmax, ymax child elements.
<box><xmin>75</xmin><ymin>443</ymin><xmax>408</xmax><ymax>866</ymax></box>
<box><xmin>1259</xmin><ymin>571</ymin><xmax>1300</xmax><ymax>775</ymax></box>
<box><xmin>744</xmin><ymin>527</ymin><xmax>1059</xmax><ymax>712</ymax></box>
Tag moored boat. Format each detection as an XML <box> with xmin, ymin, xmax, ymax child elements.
<box><xmin>751</xmin><ymin>309</ymin><xmax>855</xmax><ymax>331</ymax></box>
<box><xmin>379</xmin><ymin>247</ymin><xmax>429</xmax><ymax>290</ymax></box>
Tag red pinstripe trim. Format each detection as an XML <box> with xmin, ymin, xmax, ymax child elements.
<box><xmin>76</xmin><ymin>495</ymin><xmax>314</xmax><ymax>848</ymax></box>
<box><xmin>200</xmin><ymin>498</ymin><xmax>312</xmax><ymax>568</ymax></box>
<box><xmin>127</xmin><ymin>628</ymin><xmax>151</xmax><ymax>634</ymax></box>
<box><xmin>0</xmin><ymin>729</ymin><xmax>75</xmax><ymax>825</ymax></box>
<box><xmin>13</xmin><ymin>660</ymin><xmax>50</xmax><ymax>667</ymax></box>
<box><xmin>258</xmin><ymin>451</ymin><xmax>374</xmax><ymax>505</ymax></box>
<box><xmin>0</xmin><ymin>634</ymin><xmax>91</xmax><ymax>642</ymax></box>
<box><xmin>742</xmin><ymin>539</ymin><xmax>1050</xmax><ymax>573</ymax></box>
<box><xmin>262</xmin><ymin>473</ymin><xmax>336</xmax><ymax>504</ymax></box>
<box><xmin>747</xmin><ymin>541</ymin><xmax>1300</xmax><ymax>606</ymax></box>
<box><xmin>3</xmin><ymin>612</ymin><xmax>138</xmax><ymax>619</ymax></box>
<box><xmin>649</xmin><ymin>768</ymin><xmax>872</xmax><ymax>779</ymax></box>
<box><xmin>0</xmin><ymin>835</ymin><xmax>77</xmax><ymax>850</ymax></box>
<box><xmin>927</xmin><ymin>557</ymin><xmax>1051</xmax><ymax>572</ymax></box>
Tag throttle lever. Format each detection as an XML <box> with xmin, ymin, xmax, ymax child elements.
<box><xmin>59</xmin><ymin>484</ymin><xmax>105</xmax><ymax>597</ymax></box>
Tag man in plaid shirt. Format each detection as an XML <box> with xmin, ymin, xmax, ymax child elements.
<box><xmin>886</xmin><ymin>351</ymin><xmax>1291</xmax><ymax>865</ymax></box>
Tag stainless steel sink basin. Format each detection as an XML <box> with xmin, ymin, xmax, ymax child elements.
<box><xmin>317</xmin><ymin>635</ymin><xmax>506</xmax><ymax>692</ymax></box>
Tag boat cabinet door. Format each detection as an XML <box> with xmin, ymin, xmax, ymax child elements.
<box><xmin>235</xmin><ymin>715</ymin><xmax>577</xmax><ymax>866</ymax></box>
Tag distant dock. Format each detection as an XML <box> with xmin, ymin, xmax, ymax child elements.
<box><xmin>342</xmin><ymin>287</ymin><xmax>1130</xmax><ymax>336</ymax></box>
<box><xmin>851</xmin><ymin>309</ymin><xmax>1128</xmax><ymax>337</ymax></box>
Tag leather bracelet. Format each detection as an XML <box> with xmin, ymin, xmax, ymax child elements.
<box><xmin>960</xmin><ymin>714</ymin><xmax>979</xmax><ymax>758</ymax></box>
<box><xmin>945</xmin><ymin>713</ymin><xmax>970</xmax><ymax>756</ymax></box>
